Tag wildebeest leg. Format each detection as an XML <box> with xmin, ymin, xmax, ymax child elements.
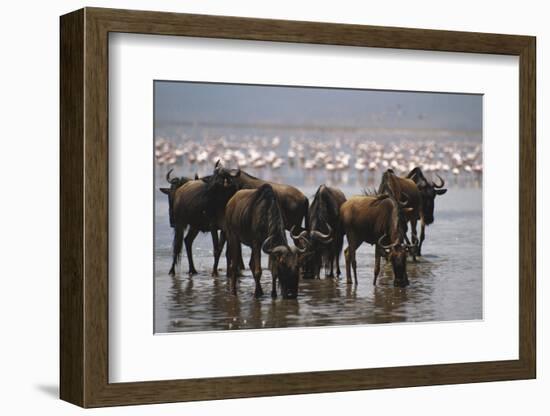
<box><xmin>409</xmin><ymin>218</ymin><xmax>418</xmax><ymax>262</ymax></box>
<box><xmin>344</xmin><ymin>246</ymin><xmax>351</xmax><ymax>284</ymax></box>
<box><xmin>184</xmin><ymin>227</ymin><xmax>199</xmax><ymax>275</ymax></box>
<box><xmin>213</xmin><ymin>230</ymin><xmax>228</xmax><ymax>277</ymax></box>
<box><xmin>237</xmin><ymin>243</ymin><xmax>245</xmax><ymax>275</ymax></box>
<box><xmin>250</xmin><ymin>244</ymin><xmax>263</xmax><ymax>298</ymax></box>
<box><xmin>169</xmin><ymin>224</ymin><xmax>185</xmax><ymax>276</ymax></box>
<box><xmin>336</xmin><ymin>234</ymin><xmax>343</xmax><ymax>278</ymax></box>
<box><xmin>227</xmin><ymin>237</ymin><xmax>239</xmax><ymax>295</ymax></box>
<box><xmin>328</xmin><ymin>252</ymin><xmax>335</xmax><ymax>278</ymax></box>
<box><xmin>211</xmin><ymin>230</ymin><xmax>220</xmax><ymax>277</ymax></box>
<box><xmin>373</xmin><ymin>245</ymin><xmax>382</xmax><ymax>286</ymax></box>
<box><xmin>344</xmin><ymin>236</ymin><xmax>359</xmax><ymax>285</ymax></box>
<box><xmin>419</xmin><ymin>219</ymin><xmax>426</xmax><ymax>256</ymax></box>
<box><xmin>271</xmin><ymin>259</ymin><xmax>278</xmax><ymax>298</ymax></box>
<box><xmin>351</xmin><ymin>247</ymin><xmax>358</xmax><ymax>285</ymax></box>
<box><xmin>313</xmin><ymin>258</ymin><xmax>321</xmax><ymax>280</ymax></box>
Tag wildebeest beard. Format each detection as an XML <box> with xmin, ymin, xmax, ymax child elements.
<box><xmin>311</xmin><ymin>189</ymin><xmax>335</xmax><ymax>265</ymax></box>
<box><xmin>265</xmin><ymin>245</ymin><xmax>303</xmax><ymax>299</ymax></box>
<box><xmin>274</xmin><ymin>258</ymin><xmax>300</xmax><ymax>298</ymax></box>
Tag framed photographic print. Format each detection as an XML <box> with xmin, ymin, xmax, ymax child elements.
<box><xmin>60</xmin><ymin>7</ymin><xmax>536</xmax><ymax>408</ymax></box>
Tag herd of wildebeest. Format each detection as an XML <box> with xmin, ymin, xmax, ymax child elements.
<box><xmin>159</xmin><ymin>161</ymin><xmax>448</xmax><ymax>299</ymax></box>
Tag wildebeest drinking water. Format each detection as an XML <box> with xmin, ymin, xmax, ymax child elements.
<box><xmin>377</xmin><ymin>169</ymin><xmax>423</xmax><ymax>260</ymax></box>
<box><xmin>291</xmin><ymin>184</ymin><xmax>346</xmax><ymax>279</ymax></box>
<box><xmin>224</xmin><ymin>184</ymin><xmax>309</xmax><ymax>299</ymax></box>
<box><xmin>340</xmin><ymin>193</ymin><xmax>413</xmax><ymax>287</ymax></box>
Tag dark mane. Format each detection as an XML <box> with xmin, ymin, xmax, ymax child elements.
<box><xmin>310</xmin><ymin>186</ymin><xmax>328</xmax><ymax>227</ymax></box>
<box><xmin>310</xmin><ymin>185</ymin><xmax>340</xmax><ymax>231</ymax></box>
<box><xmin>361</xmin><ymin>188</ymin><xmax>390</xmax><ymax>206</ymax></box>
<box><xmin>233</xmin><ymin>169</ymin><xmax>260</xmax><ymax>181</ymax></box>
<box><xmin>379</xmin><ymin>168</ymin><xmax>407</xmax><ymax>202</ymax></box>
<box><xmin>386</xmin><ymin>195</ymin><xmax>408</xmax><ymax>243</ymax></box>
<box><xmin>242</xmin><ymin>184</ymin><xmax>287</xmax><ymax>246</ymax></box>
<box><xmin>362</xmin><ymin>187</ymin><xmax>379</xmax><ymax>197</ymax></box>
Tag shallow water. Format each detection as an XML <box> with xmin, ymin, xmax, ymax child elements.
<box><xmin>154</xmin><ymin>181</ymin><xmax>482</xmax><ymax>333</ymax></box>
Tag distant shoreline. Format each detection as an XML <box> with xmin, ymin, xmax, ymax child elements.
<box><xmin>155</xmin><ymin>120</ymin><xmax>482</xmax><ymax>138</ymax></box>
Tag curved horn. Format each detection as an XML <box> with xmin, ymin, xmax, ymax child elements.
<box><xmin>378</xmin><ymin>234</ymin><xmax>397</xmax><ymax>250</ymax></box>
<box><xmin>215</xmin><ymin>159</ymin><xmax>221</xmax><ymax>169</ymax></box>
<box><xmin>433</xmin><ymin>173</ymin><xmax>445</xmax><ymax>188</ymax></box>
<box><xmin>397</xmin><ymin>192</ymin><xmax>410</xmax><ymax>207</ymax></box>
<box><xmin>261</xmin><ymin>235</ymin><xmax>274</xmax><ymax>254</ymax></box>
<box><xmin>290</xmin><ymin>225</ymin><xmax>307</xmax><ymax>240</ymax></box>
<box><xmin>295</xmin><ymin>236</ymin><xmax>310</xmax><ymax>253</ymax></box>
<box><xmin>311</xmin><ymin>223</ymin><xmax>332</xmax><ymax>243</ymax></box>
<box><xmin>166</xmin><ymin>169</ymin><xmax>174</xmax><ymax>184</ymax></box>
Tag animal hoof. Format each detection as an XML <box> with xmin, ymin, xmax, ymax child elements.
<box><xmin>271</xmin><ymin>290</ymin><xmax>277</xmax><ymax>299</ymax></box>
<box><xmin>211</xmin><ymin>271</ymin><xmax>219</xmax><ymax>277</ymax></box>
<box><xmin>169</xmin><ymin>269</ymin><xmax>176</xmax><ymax>276</ymax></box>
<box><xmin>189</xmin><ymin>269</ymin><xmax>198</xmax><ymax>276</ymax></box>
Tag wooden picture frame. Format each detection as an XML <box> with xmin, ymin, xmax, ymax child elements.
<box><xmin>60</xmin><ymin>7</ymin><xmax>536</xmax><ymax>408</ymax></box>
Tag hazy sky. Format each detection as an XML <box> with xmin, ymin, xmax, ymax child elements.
<box><xmin>154</xmin><ymin>81</ymin><xmax>482</xmax><ymax>132</ymax></box>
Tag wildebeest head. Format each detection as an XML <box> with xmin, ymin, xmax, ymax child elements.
<box><xmin>378</xmin><ymin>235</ymin><xmax>410</xmax><ymax>287</ymax></box>
<box><xmin>290</xmin><ymin>225</ymin><xmax>333</xmax><ymax>279</ymax></box>
<box><xmin>211</xmin><ymin>160</ymin><xmax>242</xmax><ymax>190</ymax></box>
<box><xmin>262</xmin><ymin>235</ymin><xmax>309</xmax><ymax>299</ymax></box>
<box><xmin>159</xmin><ymin>169</ymin><xmax>192</xmax><ymax>227</ymax></box>
<box><xmin>412</xmin><ymin>172</ymin><xmax>447</xmax><ymax>225</ymax></box>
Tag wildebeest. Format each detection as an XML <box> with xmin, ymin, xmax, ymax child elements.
<box><xmin>160</xmin><ymin>170</ymin><xmax>238</xmax><ymax>276</ymax></box>
<box><xmin>291</xmin><ymin>184</ymin><xmax>345</xmax><ymax>279</ymax></box>
<box><xmin>406</xmin><ymin>167</ymin><xmax>447</xmax><ymax>255</ymax></box>
<box><xmin>340</xmin><ymin>193</ymin><xmax>413</xmax><ymax>287</ymax></box>
<box><xmin>224</xmin><ymin>184</ymin><xmax>308</xmax><ymax>299</ymax></box>
<box><xmin>211</xmin><ymin>165</ymin><xmax>309</xmax><ymax>230</ymax></box>
<box><xmin>159</xmin><ymin>169</ymin><xmax>193</xmax><ymax>228</ymax></box>
<box><xmin>378</xmin><ymin>169</ymin><xmax>424</xmax><ymax>260</ymax></box>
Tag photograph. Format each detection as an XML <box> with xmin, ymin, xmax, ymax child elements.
<box><xmin>53</xmin><ymin>5</ymin><xmax>538</xmax><ymax>410</ymax></box>
<box><xmin>153</xmin><ymin>81</ymin><xmax>483</xmax><ymax>333</ymax></box>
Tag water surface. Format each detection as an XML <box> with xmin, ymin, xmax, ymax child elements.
<box><xmin>154</xmin><ymin>183</ymin><xmax>482</xmax><ymax>333</ymax></box>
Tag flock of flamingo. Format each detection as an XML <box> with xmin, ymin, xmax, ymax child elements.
<box><xmin>154</xmin><ymin>133</ymin><xmax>482</xmax><ymax>186</ymax></box>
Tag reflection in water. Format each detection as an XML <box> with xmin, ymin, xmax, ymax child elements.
<box><xmin>155</xmin><ymin>186</ymin><xmax>482</xmax><ymax>333</ymax></box>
